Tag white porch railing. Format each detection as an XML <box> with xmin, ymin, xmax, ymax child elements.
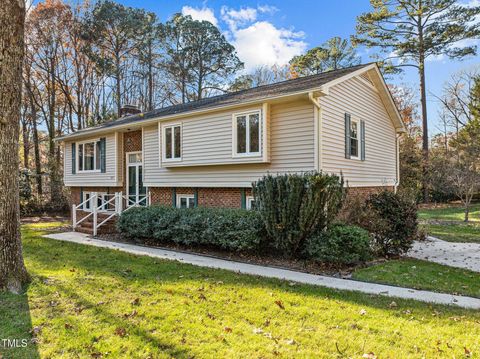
<box><xmin>72</xmin><ymin>191</ymin><xmax>148</xmax><ymax>236</ymax></box>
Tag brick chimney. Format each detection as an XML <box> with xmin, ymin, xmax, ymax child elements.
<box><xmin>119</xmin><ymin>104</ymin><xmax>141</xmax><ymax>117</ymax></box>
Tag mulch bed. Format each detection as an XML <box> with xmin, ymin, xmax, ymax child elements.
<box><xmin>97</xmin><ymin>232</ymin><xmax>390</xmax><ymax>278</ymax></box>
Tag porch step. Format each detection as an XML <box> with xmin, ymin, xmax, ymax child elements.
<box><xmin>73</xmin><ymin>210</ymin><xmax>118</xmax><ymax>235</ymax></box>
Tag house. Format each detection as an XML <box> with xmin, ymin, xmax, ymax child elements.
<box><xmin>56</xmin><ymin>63</ymin><xmax>406</xmax><ymax>235</ymax></box>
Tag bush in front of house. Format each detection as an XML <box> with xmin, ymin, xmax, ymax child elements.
<box><xmin>117</xmin><ymin>206</ymin><xmax>264</xmax><ymax>252</ymax></box>
<box><xmin>361</xmin><ymin>190</ymin><xmax>419</xmax><ymax>256</ymax></box>
<box><xmin>304</xmin><ymin>224</ymin><xmax>372</xmax><ymax>265</ymax></box>
<box><xmin>252</xmin><ymin>171</ymin><xmax>345</xmax><ymax>257</ymax></box>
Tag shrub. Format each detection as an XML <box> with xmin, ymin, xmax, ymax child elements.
<box><xmin>252</xmin><ymin>172</ymin><xmax>345</xmax><ymax>257</ymax></box>
<box><xmin>304</xmin><ymin>224</ymin><xmax>372</xmax><ymax>265</ymax></box>
<box><xmin>117</xmin><ymin>206</ymin><xmax>264</xmax><ymax>252</ymax></box>
<box><xmin>361</xmin><ymin>190</ymin><xmax>419</xmax><ymax>256</ymax></box>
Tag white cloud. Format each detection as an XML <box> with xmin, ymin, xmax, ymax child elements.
<box><xmin>181</xmin><ymin>6</ymin><xmax>218</xmax><ymax>26</ymax></box>
<box><xmin>257</xmin><ymin>5</ymin><xmax>279</xmax><ymax>14</ymax></box>
<box><xmin>180</xmin><ymin>4</ymin><xmax>307</xmax><ymax>72</ymax></box>
<box><xmin>233</xmin><ymin>21</ymin><xmax>306</xmax><ymax>71</ymax></box>
<box><xmin>220</xmin><ymin>6</ymin><xmax>307</xmax><ymax>71</ymax></box>
<box><xmin>221</xmin><ymin>6</ymin><xmax>258</xmax><ymax>30</ymax></box>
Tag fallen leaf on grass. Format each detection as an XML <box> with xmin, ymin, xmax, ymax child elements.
<box><xmin>131</xmin><ymin>298</ymin><xmax>140</xmax><ymax>306</ymax></box>
<box><xmin>224</xmin><ymin>327</ymin><xmax>232</xmax><ymax>333</ymax></box>
<box><xmin>90</xmin><ymin>352</ymin><xmax>102</xmax><ymax>358</ymax></box>
<box><xmin>123</xmin><ymin>310</ymin><xmax>137</xmax><ymax>319</ymax></box>
<box><xmin>253</xmin><ymin>328</ymin><xmax>264</xmax><ymax>334</ymax></box>
<box><xmin>64</xmin><ymin>323</ymin><xmax>74</xmax><ymax>330</ymax></box>
<box><xmin>465</xmin><ymin>347</ymin><xmax>472</xmax><ymax>357</ymax></box>
<box><xmin>274</xmin><ymin>300</ymin><xmax>285</xmax><ymax>310</ymax></box>
<box><xmin>359</xmin><ymin>309</ymin><xmax>367</xmax><ymax>315</ymax></box>
<box><xmin>362</xmin><ymin>353</ymin><xmax>376</xmax><ymax>359</ymax></box>
<box><xmin>114</xmin><ymin>327</ymin><xmax>127</xmax><ymax>337</ymax></box>
<box><xmin>198</xmin><ymin>293</ymin><xmax>207</xmax><ymax>301</ymax></box>
<box><xmin>285</xmin><ymin>339</ymin><xmax>295</xmax><ymax>345</ymax></box>
<box><xmin>389</xmin><ymin>301</ymin><xmax>398</xmax><ymax>308</ymax></box>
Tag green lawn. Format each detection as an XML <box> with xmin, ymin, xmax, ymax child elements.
<box><xmin>418</xmin><ymin>204</ymin><xmax>480</xmax><ymax>243</ymax></box>
<box><xmin>424</xmin><ymin>223</ymin><xmax>480</xmax><ymax>243</ymax></box>
<box><xmin>353</xmin><ymin>258</ymin><xmax>480</xmax><ymax>298</ymax></box>
<box><xmin>418</xmin><ymin>204</ymin><xmax>480</xmax><ymax>222</ymax></box>
<box><xmin>2</xmin><ymin>223</ymin><xmax>480</xmax><ymax>358</ymax></box>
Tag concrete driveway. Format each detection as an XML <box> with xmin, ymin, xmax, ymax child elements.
<box><xmin>409</xmin><ymin>236</ymin><xmax>480</xmax><ymax>272</ymax></box>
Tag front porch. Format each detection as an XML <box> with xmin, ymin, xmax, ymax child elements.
<box><xmin>72</xmin><ymin>191</ymin><xmax>149</xmax><ymax>235</ymax></box>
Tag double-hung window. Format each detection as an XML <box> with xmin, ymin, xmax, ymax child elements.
<box><xmin>163</xmin><ymin>124</ymin><xmax>182</xmax><ymax>162</ymax></box>
<box><xmin>233</xmin><ymin>111</ymin><xmax>261</xmax><ymax>157</ymax></box>
<box><xmin>349</xmin><ymin>120</ymin><xmax>359</xmax><ymax>158</ymax></box>
<box><xmin>345</xmin><ymin>113</ymin><xmax>365</xmax><ymax>161</ymax></box>
<box><xmin>176</xmin><ymin>194</ymin><xmax>195</xmax><ymax>208</ymax></box>
<box><xmin>246</xmin><ymin>196</ymin><xmax>256</xmax><ymax>210</ymax></box>
<box><xmin>78</xmin><ymin>140</ymin><xmax>101</xmax><ymax>172</ymax></box>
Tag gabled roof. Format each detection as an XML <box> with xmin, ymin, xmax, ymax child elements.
<box><xmin>56</xmin><ymin>63</ymin><xmax>405</xmax><ymax>141</ymax></box>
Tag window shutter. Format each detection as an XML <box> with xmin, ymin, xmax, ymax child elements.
<box><xmin>240</xmin><ymin>189</ymin><xmax>246</xmax><ymax>209</ymax></box>
<box><xmin>80</xmin><ymin>187</ymin><xmax>83</xmax><ymax>205</ymax></box>
<box><xmin>360</xmin><ymin>120</ymin><xmax>366</xmax><ymax>161</ymax></box>
<box><xmin>99</xmin><ymin>137</ymin><xmax>106</xmax><ymax>173</ymax></box>
<box><xmin>345</xmin><ymin>113</ymin><xmax>351</xmax><ymax>159</ymax></box>
<box><xmin>194</xmin><ymin>189</ymin><xmax>198</xmax><ymax>207</ymax></box>
<box><xmin>172</xmin><ymin>188</ymin><xmax>177</xmax><ymax>208</ymax></box>
<box><xmin>71</xmin><ymin>143</ymin><xmax>76</xmax><ymax>174</ymax></box>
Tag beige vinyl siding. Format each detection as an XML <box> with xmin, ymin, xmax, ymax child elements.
<box><xmin>143</xmin><ymin>100</ymin><xmax>315</xmax><ymax>187</ymax></box>
<box><xmin>160</xmin><ymin>105</ymin><xmax>267</xmax><ymax>167</ymax></box>
<box><xmin>319</xmin><ymin>76</ymin><xmax>397</xmax><ymax>187</ymax></box>
<box><xmin>64</xmin><ymin>133</ymin><xmax>120</xmax><ymax>187</ymax></box>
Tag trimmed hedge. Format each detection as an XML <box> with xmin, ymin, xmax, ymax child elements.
<box><xmin>304</xmin><ymin>224</ymin><xmax>372</xmax><ymax>265</ymax></box>
<box><xmin>117</xmin><ymin>206</ymin><xmax>264</xmax><ymax>252</ymax></box>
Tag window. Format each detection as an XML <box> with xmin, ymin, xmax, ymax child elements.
<box><xmin>350</xmin><ymin>120</ymin><xmax>359</xmax><ymax>158</ymax></box>
<box><xmin>77</xmin><ymin>140</ymin><xmax>101</xmax><ymax>172</ymax></box>
<box><xmin>233</xmin><ymin>111</ymin><xmax>261</xmax><ymax>156</ymax></box>
<box><xmin>176</xmin><ymin>194</ymin><xmax>195</xmax><ymax>209</ymax></box>
<box><xmin>246</xmin><ymin>196</ymin><xmax>256</xmax><ymax>210</ymax></box>
<box><xmin>163</xmin><ymin>124</ymin><xmax>182</xmax><ymax>161</ymax></box>
<box><xmin>345</xmin><ymin>114</ymin><xmax>365</xmax><ymax>161</ymax></box>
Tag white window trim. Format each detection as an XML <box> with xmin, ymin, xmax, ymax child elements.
<box><xmin>232</xmin><ymin>110</ymin><xmax>263</xmax><ymax>158</ymax></box>
<box><xmin>161</xmin><ymin>123</ymin><xmax>182</xmax><ymax>163</ymax></box>
<box><xmin>349</xmin><ymin>120</ymin><xmax>360</xmax><ymax>161</ymax></box>
<box><xmin>77</xmin><ymin>138</ymin><xmax>101</xmax><ymax>173</ymax></box>
<box><xmin>246</xmin><ymin>196</ymin><xmax>255</xmax><ymax>210</ymax></box>
<box><xmin>176</xmin><ymin>194</ymin><xmax>195</xmax><ymax>208</ymax></box>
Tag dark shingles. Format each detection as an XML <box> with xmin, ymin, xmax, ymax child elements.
<box><xmin>59</xmin><ymin>64</ymin><xmax>370</xmax><ymax>139</ymax></box>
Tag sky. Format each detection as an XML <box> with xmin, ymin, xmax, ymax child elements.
<box><xmin>43</xmin><ymin>0</ymin><xmax>480</xmax><ymax>134</ymax></box>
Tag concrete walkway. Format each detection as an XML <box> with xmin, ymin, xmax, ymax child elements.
<box><xmin>409</xmin><ymin>236</ymin><xmax>480</xmax><ymax>273</ymax></box>
<box><xmin>43</xmin><ymin>232</ymin><xmax>480</xmax><ymax>310</ymax></box>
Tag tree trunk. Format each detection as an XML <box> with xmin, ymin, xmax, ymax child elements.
<box><xmin>0</xmin><ymin>0</ymin><xmax>30</xmax><ymax>293</ymax></box>
<box><xmin>31</xmin><ymin>110</ymin><xmax>43</xmax><ymax>196</ymax></box>
<box><xmin>417</xmin><ymin>16</ymin><xmax>429</xmax><ymax>203</ymax></box>
<box><xmin>465</xmin><ymin>205</ymin><xmax>470</xmax><ymax>222</ymax></box>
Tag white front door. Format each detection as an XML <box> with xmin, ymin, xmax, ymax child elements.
<box><xmin>126</xmin><ymin>152</ymin><xmax>147</xmax><ymax>207</ymax></box>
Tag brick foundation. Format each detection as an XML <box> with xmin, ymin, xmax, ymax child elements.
<box><xmin>150</xmin><ymin>187</ymin><xmax>252</xmax><ymax>208</ymax></box>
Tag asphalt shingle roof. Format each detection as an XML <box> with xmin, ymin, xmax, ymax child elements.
<box><xmin>58</xmin><ymin>63</ymin><xmax>371</xmax><ymax>139</ymax></box>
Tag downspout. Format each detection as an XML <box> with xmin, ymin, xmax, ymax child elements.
<box><xmin>308</xmin><ymin>92</ymin><xmax>322</xmax><ymax>172</ymax></box>
<box><xmin>395</xmin><ymin>133</ymin><xmax>402</xmax><ymax>193</ymax></box>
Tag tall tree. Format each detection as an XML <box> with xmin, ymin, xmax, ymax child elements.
<box><xmin>353</xmin><ymin>0</ymin><xmax>480</xmax><ymax>200</ymax></box>
<box><xmin>0</xmin><ymin>0</ymin><xmax>29</xmax><ymax>293</ymax></box>
<box><xmin>82</xmin><ymin>0</ymin><xmax>150</xmax><ymax>115</ymax></box>
<box><xmin>289</xmin><ymin>37</ymin><xmax>360</xmax><ymax>77</ymax></box>
<box><xmin>160</xmin><ymin>14</ymin><xmax>243</xmax><ymax>103</ymax></box>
